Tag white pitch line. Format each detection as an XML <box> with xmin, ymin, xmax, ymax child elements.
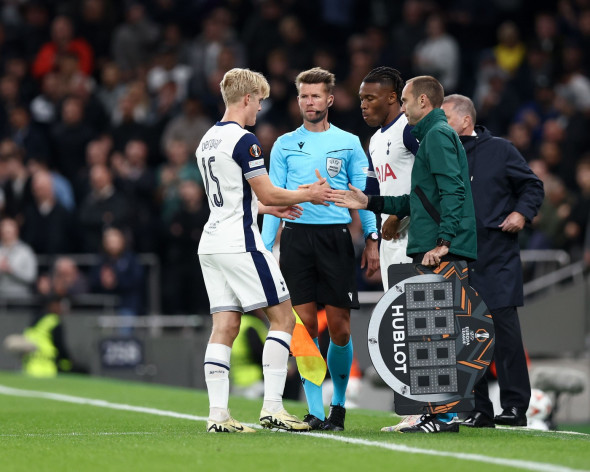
<box><xmin>0</xmin><ymin>432</ymin><xmax>156</xmax><ymax>438</ymax></box>
<box><xmin>0</xmin><ymin>384</ymin><xmax>587</xmax><ymax>472</ymax></box>
<box><xmin>297</xmin><ymin>432</ymin><xmax>589</xmax><ymax>472</ymax></box>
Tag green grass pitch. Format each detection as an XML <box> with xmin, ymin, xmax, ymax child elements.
<box><xmin>0</xmin><ymin>371</ymin><xmax>589</xmax><ymax>472</ymax></box>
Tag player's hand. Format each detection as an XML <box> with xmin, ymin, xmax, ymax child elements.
<box><xmin>299</xmin><ymin>169</ymin><xmax>326</xmax><ymax>189</ymax></box>
<box><xmin>421</xmin><ymin>245</ymin><xmax>449</xmax><ymax>267</ymax></box>
<box><xmin>328</xmin><ymin>184</ymin><xmax>368</xmax><ymax>210</ymax></box>
<box><xmin>499</xmin><ymin>211</ymin><xmax>526</xmax><ymax>233</ymax></box>
<box><xmin>361</xmin><ymin>239</ymin><xmax>380</xmax><ymax>277</ymax></box>
<box><xmin>381</xmin><ymin>215</ymin><xmax>401</xmax><ymax>241</ymax></box>
<box><xmin>265</xmin><ymin>204</ymin><xmax>303</xmax><ymax>220</ymax></box>
<box><xmin>306</xmin><ymin>169</ymin><xmax>330</xmax><ymax>206</ymax></box>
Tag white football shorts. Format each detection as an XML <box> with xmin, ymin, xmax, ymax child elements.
<box><xmin>380</xmin><ymin>232</ymin><xmax>411</xmax><ymax>291</ymax></box>
<box><xmin>200</xmin><ymin>250</ymin><xmax>290</xmax><ymax>314</ymax></box>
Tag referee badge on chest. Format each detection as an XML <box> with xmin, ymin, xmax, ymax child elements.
<box><xmin>326</xmin><ymin>157</ymin><xmax>342</xmax><ymax>178</ymax></box>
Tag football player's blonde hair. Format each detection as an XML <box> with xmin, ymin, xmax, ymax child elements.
<box><xmin>220</xmin><ymin>68</ymin><xmax>270</xmax><ymax>106</ymax></box>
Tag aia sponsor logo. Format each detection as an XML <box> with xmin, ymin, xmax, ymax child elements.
<box><xmin>375</xmin><ymin>163</ymin><xmax>397</xmax><ymax>182</ymax></box>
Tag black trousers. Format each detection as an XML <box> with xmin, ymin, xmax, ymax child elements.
<box><xmin>473</xmin><ymin>306</ymin><xmax>531</xmax><ymax>417</ymax></box>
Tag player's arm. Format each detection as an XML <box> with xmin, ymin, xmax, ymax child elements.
<box><xmin>252</xmin><ymin>142</ymin><xmax>329</xmax><ymax>206</ymax></box>
<box><xmin>330</xmin><ymin>185</ymin><xmax>410</xmax><ymax>223</ymax></box>
<box><xmin>348</xmin><ymin>139</ymin><xmax>379</xmax><ymax>276</ymax></box>
<box><xmin>348</xmin><ymin>140</ymin><xmax>378</xmax><ymax>236</ymax></box>
<box><xmin>261</xmin><ymin>143</ymin><xmax>287</xmax><ymax>250</ymax></box>
<box><xmin>364</xmin><ymin>147</ymin><xmax>400</xmax><ymax>241</ymax></box>
<box><xmin>403</xmin><ymin>124</ymin><xmax>419</xmax><ymax>156</ymax></box>
<box><xmin>250</xmin><ymin>174</ymin><xmax>329</xmax><ymax>207</ymax></box>
<box><xmin>363</xmin><ymin>149</ymin><xmax>380</xmax><ymax>196</ymax></box>
<box><xmin>381</xmin><ymin>125</ymin><xmax>416</xmax><ymax>241</ymax></box>
<box><xmin>258</xmin><ymin>202</ymin><xmax>303</xmax><ymax>220</ymax></box>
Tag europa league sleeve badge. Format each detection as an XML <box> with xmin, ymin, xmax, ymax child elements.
<box><xmin>368</xmin><ymin>262</ymin><xmax>495</xmax><ymax>415</ymax></box>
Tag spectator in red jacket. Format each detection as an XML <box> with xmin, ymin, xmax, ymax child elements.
<box><xmin>32</xmin><ymin>15</ymin><xmax>94</xmax><ymax>80</ymax></box>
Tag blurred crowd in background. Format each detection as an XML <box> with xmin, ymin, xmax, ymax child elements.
<box><xmin>1</xmin><ymin>0</ymin><xmax>590</xmax><ymax>317</ymax></box>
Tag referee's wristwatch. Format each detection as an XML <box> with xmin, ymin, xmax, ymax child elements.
<box><xmin>436</xmin><ymin>238</ymin><xmax>451</xmax><ymax>248</ymax></box>
<box><xmin>366</xmin><ymin>232</ymin><xmax>379</xmax><ymax>242</ymax></box>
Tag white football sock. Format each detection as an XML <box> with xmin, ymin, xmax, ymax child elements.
<box><xmin>204</xmin><ymin>343</ymin><xmax>231</xmax><ymax>421</ymax></box>
<box><xmin>262</xmin><ymin>330</ymin><xmax>292</xmax><ymax>413</ymax></box>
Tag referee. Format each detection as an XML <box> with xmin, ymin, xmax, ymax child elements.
<box><xmin>262</xmin><ymin>68</ymin><xmax>379</xmax><ymax>431</ymax></box>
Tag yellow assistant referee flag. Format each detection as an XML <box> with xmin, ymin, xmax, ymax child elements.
<box><xmin>290</xmin><ymin>308</ymin><xmax>326</xmax><ymax>386</ymax></box>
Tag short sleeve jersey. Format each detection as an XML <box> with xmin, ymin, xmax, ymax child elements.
<box><xmin>197</xmin><ymin>121</ymin><xmax>268</xmax><ymax>254</ymax></box>
<box><xmin>367</xmin><ymin>113</ymin><xmax>417</xmax><ymax>232</ymax></box>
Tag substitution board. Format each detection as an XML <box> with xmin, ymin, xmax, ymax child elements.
<box><xmin>368</xmin><ymin>261</ymin><xmax>494</xmax><ymax>415</ymax></box>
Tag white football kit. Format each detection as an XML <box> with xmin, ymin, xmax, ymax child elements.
<box><xmin>366</xmin><ymin>113</ymin><xmax>417</xmax><ymax>290</ymax></box>
<box><xmin>196</xmin><ymin>121</ymin><xmax>290</xmax><ymax>313</ymax></box>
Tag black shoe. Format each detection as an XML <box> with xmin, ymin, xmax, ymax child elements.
<box><xmin>399</xmin><ymin>415</ymin><xmax>459</xmax><ymax>433</ymax></box>
<box><xmin>303</xmin><ymin>414</ymin><xmax>336</xmax><ymax>431</ymax></box>
<box><xmin>494</xmin><ymin>407</ymin><xmax>527</xmax><ymax>426</ymax></box>
<box><xmin>327</xmin><ymin>404</ymin><xmax>345</xmax><ymax>431</ymax></box>
<box><xmin>462</xmin><ymin>411</ymin><xmax>495</xmax><ymax>428</ymax></box>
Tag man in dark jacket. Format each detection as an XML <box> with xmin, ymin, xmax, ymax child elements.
<box><xmin>330</xmin><ymin>76</ymin><xmax>477</xmax><ymax>433</ymax></box>
<box><xmin>22</xmin><ymin>170</ymin><xmax>72</xmax><ymax>255</ymax></box>
<box><xmin>442</xmin><ymin>94</ymin><xmax>544</xmax><ymax>428</ymax></box>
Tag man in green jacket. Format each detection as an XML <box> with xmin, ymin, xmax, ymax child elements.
<box><xmin>329</xmin><ymin>75</ymin><xmax>476</xmax><ymax>433</ymax></box>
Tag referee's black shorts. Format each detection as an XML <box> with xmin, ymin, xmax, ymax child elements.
<box><xmin>279</xmin><ymin>222</ymin><xmax>359</xmax><ymax>309</ymax></box>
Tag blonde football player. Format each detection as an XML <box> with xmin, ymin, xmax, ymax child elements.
<box><xmin>197</xmin><ymin>68</ymin><xmax>330</xmax><ymax>433</ymax></box>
